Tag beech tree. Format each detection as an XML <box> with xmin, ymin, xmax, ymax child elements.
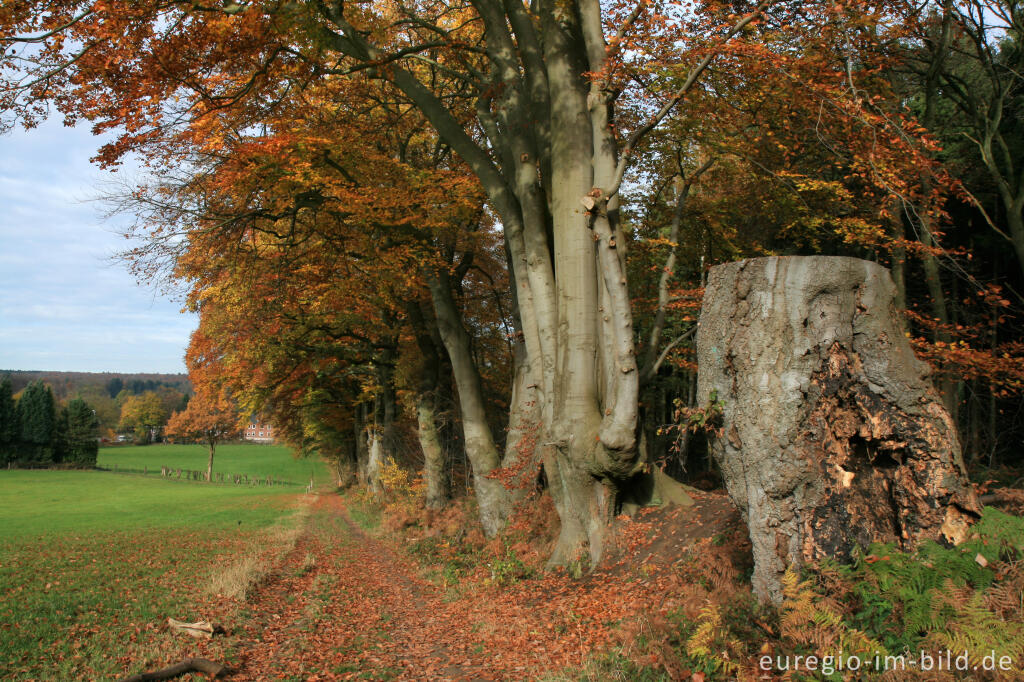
<box><xmin>2</xmin><ymin>0</ymin><xmax>973</xmax><ymax>564</ymax></box>
<box><xmin>165</xmin><ymin>387</ymin><xmax>241</xmax><ymax>481</ymax></box>
<box><xmin>902</xmin><ymin>0</ymin><xmax>1024</xmax><ymax>278</ymax></box>
<box><xmin>118</xmin><ymin>392</ymin><xmax>168</xmax><ymax>444</ymax></box>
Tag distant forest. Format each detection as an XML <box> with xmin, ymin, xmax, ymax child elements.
<box><xmin>1</xmin><ymin>371</ymin><xmax>192</xmax><ymax>440</ymax></box>
<box><xmin>1</xmin><ymin>371</ymin><xmax>191</xmax><ymax>401</ymax></box>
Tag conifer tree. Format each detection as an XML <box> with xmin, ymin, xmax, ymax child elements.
<box><xmin>17</xmin><ymin>381</ymin><xmax>55</xmax><ymax>465</ymax></box>
<box><xmin>52</xmin><ymin>406</ymin><xmax>69</xmax><ymax>464</ymax></box>
<box><xmin>63</xmin><ymin>398</ymin><xmax>99</xmax><ymax>468</ymax></box>
<box><xmin>0</xmin><ymin>376</ymin><xmax>16</xmax><ymax>465</ymax></box>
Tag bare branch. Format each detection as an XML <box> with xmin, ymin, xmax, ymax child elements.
<box><xmin>0</xmin><ymin>9</ymin><xmax>95</xmax><ymax>43</ymax></box>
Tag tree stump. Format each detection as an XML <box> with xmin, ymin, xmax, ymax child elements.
<box><xmin>696</xmin><ymin>256</ymin><xmax>980</xmax><ymax>603</ymax></box>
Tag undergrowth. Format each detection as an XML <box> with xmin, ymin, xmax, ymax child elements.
<box><xmin>555</xmin><ymin>506</ymin><xmax>1024</xmax><ymax>681</ymax></box>
<box><xmin>357</xmin><ymin>457</ymin><xmax>1024</xmax><ymax>681</ymax></box>
<box><xmin>361</xmin><ymin>459</ymin><xmax>551</xmax><ymax>594</ymax></box>
<box><xmin>774</xmin><ymin>507</ymin><xmax>1024</xmax><ymax>679</ymax></box>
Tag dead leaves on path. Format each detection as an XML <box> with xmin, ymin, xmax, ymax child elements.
<box><xmin>228</xmin><ymin>491</ymin><xmax>750</xmax><ymax>680</ymax></box>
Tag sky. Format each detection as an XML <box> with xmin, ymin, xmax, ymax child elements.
<box><xmin>0</xmin><ymin>118</ymin><xmax>196</xmax><ymax>374</ymax></box>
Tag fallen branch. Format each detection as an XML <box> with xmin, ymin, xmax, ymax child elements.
<box><xmin>978</xmin><ymin>488</ymin><xmax>1024</xmax><ymax>507</ymax></box>
<box><xmin>167</xmin><ymin>618</ymin><xmax>220</xmax><ymax>638</ymax></box>
<box><xmin>119</xmin><ymin>657</ymin><xmax>227</xmax><ymax>682</ymax></box>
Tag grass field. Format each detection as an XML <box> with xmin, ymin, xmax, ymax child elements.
<box><xmin>99</xmin><ymin>443</ymin><xmax>330</xmax><ymax>486</ymax></box>
<box><xmin>0</xmin><ymin>466</ymin><xmax>311</xmax><ymax>680</ymax></box>
<box><xmin>0</xmin><ymin>470</ymin><xmax>295</xmax><ymax>538</ymax></box>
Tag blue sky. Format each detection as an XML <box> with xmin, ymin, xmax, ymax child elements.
<box><xmin>0</xmin><ymin>119</ymin><xmax>196</xmax><ymax>373</ymax></box>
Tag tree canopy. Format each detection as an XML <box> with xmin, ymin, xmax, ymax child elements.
<box><xmin>2</xmin><ymin>0</ymin><xmax>1023</xmax><ymax>568</ymax></box>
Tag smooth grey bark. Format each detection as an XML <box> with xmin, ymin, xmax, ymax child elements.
<box><xmin>366</xmin><ymin>429</ymin><xmax>383</xmax><ymax>495</ymax></box>
<box><xmin>428</xmin><ymin>271</ymin><xmax>509</xmax><ymax>536</ymax></box>
<box><xmin>417</xmin><ymin>400</ymin><xmax>447</xmax><ymax>509</ymax></box>
<box><xmin>697</xmin><ymin>256</ymin><xmax>981</xmax><ymax>603</ymax></box>
<box><xmin>502</xmin><ymin>336</ymin><xmax>540</xmax><ymax>480</ymax></box>
<box><xmin>406</xmin><ymin>300</ymin><xmax>450</xmax><ymax>510</ymax></box>
<box><xmin>354</xmin><ymin>402</ymin><xmax>369</xmax><ymax>486</ymax></box>
<box><xmin>319</xmin><ymin>0</ymin><xmax>765</xmax><ymax>563</ymax></box>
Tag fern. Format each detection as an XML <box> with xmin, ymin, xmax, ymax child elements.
<box><xmin>683</xmin><ymin>603</ymin><xmax>744</xmax><ymax>676</ymax></box>
<box><xmin>971</xmin><ymin>507</ymin><xmax>1024</xmax><ymax>559</ymax></box>
<box><xmin>986</xmin><ymin>560</ymin><xmax>1024</xmax><ymax>619</ymax></box>
<box><xmin>780</xmin><ymin>569</ymin><xmax>887</xmax><ymax>660</ymax></box>
<box><xmin>785</xmin><ymin>506</ymin><xmax>1024</xmax><ymax>668</ymax></box>
<box><xmin>926</xmin><ymin>589</ymin><xmax>1024</xmax><ymax>674</ymax></box>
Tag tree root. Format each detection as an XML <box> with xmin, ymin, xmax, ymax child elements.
<box><xmin>119</xmin><ymin>657</ymin><xmax>228</xmax><ymax>682</ymax></box>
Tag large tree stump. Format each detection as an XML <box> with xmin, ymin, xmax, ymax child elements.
<box><xmin>696</xmin><ymin>256</ymin><xmax>980</xmax><ymax>603</ymax></box>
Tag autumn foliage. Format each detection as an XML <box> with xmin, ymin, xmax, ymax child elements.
<box><xmin>2</xmin><ymin>0</ymin><xmax>1024</xmax><ymax>675</ymax></box>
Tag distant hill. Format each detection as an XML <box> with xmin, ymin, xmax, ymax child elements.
<box><xmin>1</xmin><ymin>370</ymin><xmax>191</xmax><ymax>401</ymax></box>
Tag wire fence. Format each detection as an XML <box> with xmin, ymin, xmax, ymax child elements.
<box><xmin>95</xmin><ymin>464</ymin><xmax>305</xmax><ymax>487</ymax></box>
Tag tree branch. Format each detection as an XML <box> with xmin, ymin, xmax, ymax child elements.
<box><xmin>605</xmin><ymin>0</ymin><xmax>770</xmax><ymax>199</ymax></box>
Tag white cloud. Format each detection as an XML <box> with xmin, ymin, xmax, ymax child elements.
<box><xmin>0</xmin><ymin>118</ymin><xmax>195</xmax><ymax>373</ymax></box>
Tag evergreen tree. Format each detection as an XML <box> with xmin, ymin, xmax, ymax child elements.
<box><xmin>64</xmin><ymin>398</ymin><xmax>99</xmax><ymax>468</ymax></box>
<box><xmin>105</xmin><ymin>377</ymin><xmax>123</xmax><ymax>398</ymax></box>
<box><xmin>0</xmin><ymin>376</ymin><xmax>16</xmax><ymax>465</ymax></box>
<box><xmin>17</xmin><ymin>381</ymin><xmax>56</xmax><ymax>465</ymax></box>
<box><xmin>52</xmin><ymin>406</ymin><xmax>69</xmax><ymax>464</ymax></box>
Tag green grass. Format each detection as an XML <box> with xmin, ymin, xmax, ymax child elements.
<box><xmin>0</xmin><ymin>468</ymin><xmax>309</xmax><ymax>680</ymax></box>
<box><xmin>0</xmin><ymin>470</ymin><xmax>292</xmax><ymax>538</ymax></box>
<box><xmin>99</xmin><ymin>443</ymin><xmax>329</xmax><ymax>485</ymax></box>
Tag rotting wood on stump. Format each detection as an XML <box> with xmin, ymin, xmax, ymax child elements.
<box><xmin>696</xmin><ymin>256</ymin><xmax>981</xmax><ymax>604</ymax></box>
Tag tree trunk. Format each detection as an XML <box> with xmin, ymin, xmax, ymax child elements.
<box><xmin>119</xmin><ymin>657</ymin><xmax>226</xmax><ymax>682</ymax></box>
<box><xmin>417</xmin><ymin>399</ymin><xmax>447</xmax><ymax>510</ymax></box>
<box><xmin>354</xmin><ymin>403</ymin><xmax>369</xmax><ymax>486</ymax></box>
<box><xmin>366</xmin><ymin>429</ymin><xmax>383</xmax><ymax>495</ymax></box>
<box><xmin>501</xmin><ymin>318</ymin><xmax>542</xmax><ymax>497</ymax></box>
<box><xmin>696</xmin><ymin>256</ymin><xmax>981</xmax><ymax>603</ymax></box>
<box><xmin>1007</xmin><ymin>206</ymin><xmax>1024</xmax><ymax>281</ymax></box>
<box><xmin>335</xmin><ymin>440</ymin><xmax>358</xmax><ymax>489</ymax></box>
<box><xmin>206</xmin><ymin>440</ymin><xmax>215</xmax><ymax>482</ymax></box>
<box><xmin>375</xmin><ymin>346</ymin><xmax>399</xmax><ymax>465</ymax></box>
<box><xmin>323</xmin><ymin>0</ymin><xmax>645</xmax><ymax>561</ymax></box>
<box><xmin>428</xmin><ymin>272</ymin><xmax>509</xmax><ymax>535</ymax></box>
<box><xmin>889</xmin><ymin>210</ymin><xmax>907</xmax><ymax>311</ymax></box>
<box><xmin>406</xmin><ymin>299</ymin><xmax>450</xmax><ymax>510</ymax></box>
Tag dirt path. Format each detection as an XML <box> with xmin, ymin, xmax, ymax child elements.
<box><xmin>224</xmin><ymin>491</ymin><xmax>747</xmax><ymax>681</ymax></box>
<box><xmin>232</xmin><ymin>494</ymin><xmax>509</xmax><ymax>681</ymax></box>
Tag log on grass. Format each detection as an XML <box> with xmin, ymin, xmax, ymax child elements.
<box><xmin>119</xmin><ymin>657</ymin><xmax>227</xmax><ymax>682</ymax></box>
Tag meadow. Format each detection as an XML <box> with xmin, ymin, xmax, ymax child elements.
<box><xmin>0</xmin><ymin>455</ymin><xmax>318</xmax><ymax>680</ymax></box>
<box><xmin>99</xmin><ymin>443</ymin><xmax>330</xmax><ymax>486</ymax></box>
